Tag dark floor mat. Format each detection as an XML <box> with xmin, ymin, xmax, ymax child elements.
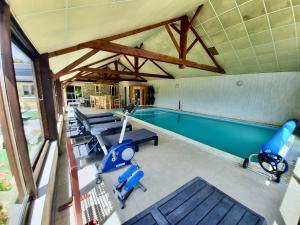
<box><xmin>123</xmin><ymin>177</ymin><xmax>267</xmax><ymax>225</ymax></box>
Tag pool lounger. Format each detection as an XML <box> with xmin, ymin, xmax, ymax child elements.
<box><xmin>74</xmin><ymin>108</ymin><xmax>114</xmax><ymax>119</ymax></box>
<box><xmin>83</xmin><ymin>116</ymin><xmax>121</xmax><ymax>125</ymax></box>
<box><xmin>67</xmin><ymin>121</ymin><xmax>132</xmax><ymax>139</ymax></box>
<box><xmin>123</xmin><ymin>177</ymin><xmax>267</xmax><ymax>225</ymax></box>
<box><xmin>102</xmin><ymin>128</ymin><xmax>158</xmax><ymax>152</ymax></box>
<box><xmin>74</xmin><ymin>109</ymin><xmax>120</xmax><ymax>126</ymax></box>
<box><xmin>68</xmin><ymin>115</ymin><xmax>123</xmax><ymax>138</ymax></box>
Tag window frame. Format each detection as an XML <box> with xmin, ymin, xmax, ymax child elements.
<box><xmin>1</xmin><ymin>0</ymin><xmax>60</xmax><ymax>197</ymax></box>
<box><xmin>0</xmin><ymin>2</ymin><xmax>63</xmax><ymax>224</ymax></box>
<box><xmin>11</xmin><ymin>30</ymin><xmax>46</xmax><ymax>169</ymax></box>
<box><xmin>0</xmin><ymin>2</ymin><xmax>37</xmax><ymax>224</ymax></box>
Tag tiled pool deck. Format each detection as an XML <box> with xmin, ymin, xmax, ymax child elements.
<box><xmin>53</xmin><ymin>107</ymin><xmax>300</xmax><ymax>225</ymax></box>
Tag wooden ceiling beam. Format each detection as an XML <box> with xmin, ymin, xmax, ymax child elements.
<box><xmin>187</xmin><ymin>38</ymin><xmax>198</xmax><ymax>54</ymax></box>
<box><xmin>118</xmin><ymin>60</ymin><xmax>133</xmax><ymax>72</ymax></box>
<box><xmin>138</xmin><ymin>59</ymin><xmax>148</xmax><ymax>70</ymax></box>
<box><xmin>76</xmin><ymin>67</ymin><xmax>174</xmax><ymax>79</ymax></box>
<box><xmin>179</xmin><ymin>16</ymin><xmax>189</xmax><ymax>69</ymax></box>
<box><xmin>61</xmin><ymin>70</ymin><xmax>92</xmax><ymax>85</ymax></box>
<box><xmin>170</xmin><ymin>23</ymin><xmax>180</xmax><ymax>34</ymax></box>
<box><xmin>190</xmin><ymin>26</ymin><xmax>225</xmax><ymax>73</ymax></box>
<box><xmin>165</xmin><ymin>24</ymin><xmax>181</xmax><ymax>55</ymax></box>
<box><xmin>97</xmin><ymin>60</ymin><xmax>116</xmax><ymax>69</ymax></box>
<box><xmin>124</xmin><ymin>54</ymin><xmax>135</xmax><ymax>69</ymax></box>
<box><xmin>61</xmin><ymin>71</ymin><xmax>84</xmax><ymax>84</ymax></box>
<box><xmin>187</xmin><ymin>5</ymin><xmax>203</xmax><ymax>31</ymax></box>
<box><xmin>81</xmin><ymin>40</ymin><xmax>224</xmax><ymax>73</ymax></box>
<box><xmin>101</xmin><ymin>16</ymin><xmax>183</xmax><ymax>42</ymax></box>
<box><xmin>66</xmin><ymin>54</ymin><xmax>119</xmax><ymax>74</ymax></box>
<box><xmin>53</xmin><ymin>49</ymin><xmax>99</xmax><ymax>81</ymax></box>
<box><xmin>95</xmin><ymin>76</ymin><xmax>147</xmax><ymax>83</ymax></box>
<box><xmin>81</xmin><ymin>53</ymin><xmax>119</xmax><ymax>68</ymax></box>
<box><xmin>150</xmin><ymin>60</ymin><xmax>174</xmax><ymax>78</ymax></box>
<box><xmin>138</xmin><ymin>76</ymin><xmax>147</xmax><ymax>82</ymax></box>
<box><xmin>48</xmin><ymin>16</ymin><xmax>183</xmax><ymax>58</ymax></box>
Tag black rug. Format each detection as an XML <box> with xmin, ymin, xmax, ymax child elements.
<box><xmin>123</xmin><ymin>177</ymin><xmax>267</xmax><ymax>225</ymax></box>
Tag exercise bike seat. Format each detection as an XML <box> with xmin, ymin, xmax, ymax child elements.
<box><xmin>90</xmin><ymin>122</ymin><xmax>133</xmax><ymax>136</ymax></box>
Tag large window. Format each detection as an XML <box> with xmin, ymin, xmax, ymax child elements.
<box><xmin>12</xmin><ymin>44</ymin><xmax>44</xmax><ymax>165</ymax></box>
<box><xmin>0</xmin><ymin>122</ymin><xmax>24</xmax><ymax>225</ymax></box>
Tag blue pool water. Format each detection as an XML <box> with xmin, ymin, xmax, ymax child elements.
<box><xmin>133</xmin><ymin>108</ymin><xmax>278</xmax><ymax>159</ymax></box>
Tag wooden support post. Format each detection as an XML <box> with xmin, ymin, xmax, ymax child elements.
<box><xmin>55</xmin><ymin>80</ymin><xmax>63</xmax><ymax>114</ymax></box>
<box><xmin>134</xmin><ymin>56</ymin><xmax>139</xmax><ymax>75</ymax></box>
<box><xmin>0</xmin><ymin>1</ymin><xmax>36</xmax><ymax>197</ymax></box>
<box><xmin>114</xmin><ymin>60</ymin><xmax>118</xmax><ymax>71</ymax></box>
<box><xmin>179</xmin><ymin>16</ymin><xmax>189</xmax><ymax>68</ymax></box>
<box><xmin>113</xmin><ymin>60</ymin><xmax>119</xmax><ymax>79</ymax></box>
<box><xmin>36</xmin><ymin>54</ymin><xmax>59</xmax><ymax>142</ymax></box>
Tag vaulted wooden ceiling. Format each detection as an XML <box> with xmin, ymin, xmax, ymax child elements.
<box><xmin>46</xmin><ymin>7</ymin><xmax>225</xmax><ymax>85</ymax></box>
<box><xmin>8</xmin><ymin>0</ymin><xmax>300</xmax><ymax>84</ymax></box>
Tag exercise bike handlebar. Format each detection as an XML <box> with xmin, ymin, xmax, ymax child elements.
<box><xmin>123</xmin><ymin>103</ymin><xmax>138</xmax><ymax>115</ymax></box>
<box><xmin>118</xmin><ymin>104</ymin><xmax>138</xmax><ymax>144</ymax></box>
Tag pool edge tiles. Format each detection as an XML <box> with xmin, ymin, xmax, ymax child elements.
<box><xmin>134</xmin><ymin>107</ymin><xmax>279</xmax><ymax>130</ymax></box>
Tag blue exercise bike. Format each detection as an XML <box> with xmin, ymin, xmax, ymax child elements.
<box><xmin>93</xmin><ymin>104</ymin><xmax>147</xmax><ymax>208</ymax></box>
<box><xmin>94</xmin><ymin>104</ymin><xmax>137</xmax><ymax>173</ymax></box>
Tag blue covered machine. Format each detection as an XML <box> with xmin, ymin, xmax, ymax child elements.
<box><xmin>243</xmin><ymin>119</ymin><xmax>297</xmax><ymax>183</ymax></box>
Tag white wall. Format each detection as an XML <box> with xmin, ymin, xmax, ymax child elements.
<box><xmin>148</xmin><ymin>72</ymin><xmax>300</xmax><ymax>125</ymax></box>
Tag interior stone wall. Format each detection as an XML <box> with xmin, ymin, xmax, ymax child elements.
<box><xmin>81</xmin><ymin>84</ymin><xmax>96</xmax><ymax>98</ymax></box>
<box><xmin>70</xmin><ymin>82</ymin><xmax>116</xmax><ymax>98</ymax></box>
<box><xmin>148</xmin><ymin>72</ymin><xmax>300</xmax><ymax>125</ymax></box>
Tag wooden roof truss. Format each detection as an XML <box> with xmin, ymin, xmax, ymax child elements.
<box><xmin>52</xmin><ymin>5</ymin><xmax>225</xmax><ymax>85</ymax></box>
